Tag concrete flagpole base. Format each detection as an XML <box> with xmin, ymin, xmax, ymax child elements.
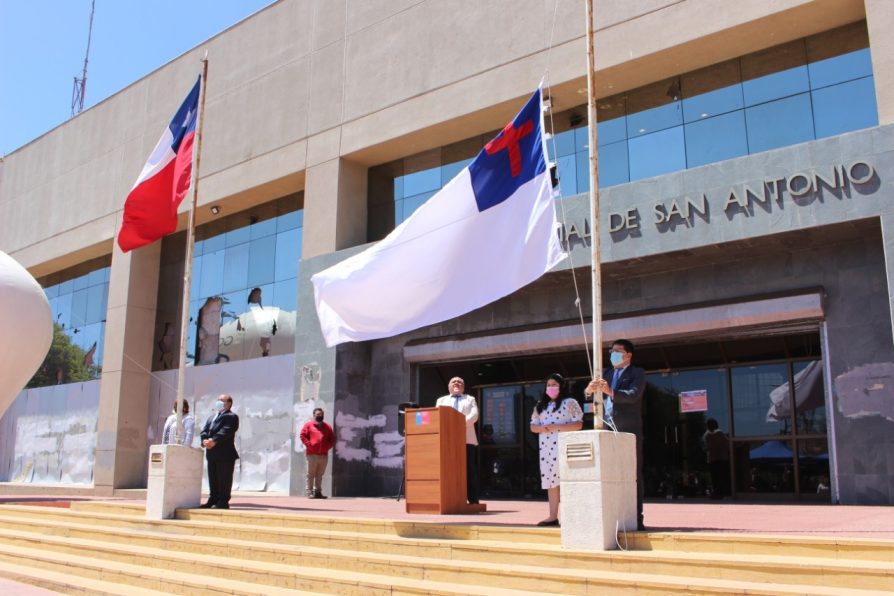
<box><xmin>145</xmin><ymin>444</ymin><xmax>204</xmax><ymax>519</ymax></box>
<box><xmin>559</xmin><ymin>430</ymin><xmax>637</xmax><ymax>550</ymax></box>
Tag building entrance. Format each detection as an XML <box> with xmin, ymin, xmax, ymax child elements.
<box><xmin>418</xmin><ymin>331</ymin><xmax>831</xmax><ymax>502</ymax></box>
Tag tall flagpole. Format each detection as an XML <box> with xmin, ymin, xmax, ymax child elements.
<box><xmin>175</xmin><ymin>53</ymin><xmax>210</xmax><ymax>443</ymax></box>
<box><xmin>585</xmin><ymin>0</ymin><xmax>605</xmax><ymax>429</ymax></box>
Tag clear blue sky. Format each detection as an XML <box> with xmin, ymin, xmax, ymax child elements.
<box><xmin>0</xmin><ymin>0</ymin><xmax>276</xmax><ymax>156</ymax></box>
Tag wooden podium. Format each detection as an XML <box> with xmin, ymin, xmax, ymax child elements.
<box><xmin>404</xmin><ymin>406</ymin><xmax>486</xmax><ymax>514</ymax></box>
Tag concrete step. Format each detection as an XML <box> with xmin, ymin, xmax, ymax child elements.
<box><xmin>50</xmin><ymin>502</ymin><xmax>894</xmax><ymax>568</ymax></box>
<box><xmin>0</xmin><ymin>525</ymin><xmax>887</xmax><ymax>596</ymax></box>
<box><xmin>70</xmin><ymin>500</ymin><xmax>561</xmax><ymax>543</ymax></box>
<box><xmin>0</xmin><ymin>559</ymin><xmax>169</xmax><ymax>596</ymax></box>
<box><xmin>0</xmin><ymin>526</ymin><xmax>574</xmax><ymax>596</ymax></box>
<box><xmin>0</xmin><ymin>509</ymin><xmax>893</xmax><ymax>594</ymax></box>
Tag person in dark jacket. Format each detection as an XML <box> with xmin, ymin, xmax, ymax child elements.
<box><xmin>199</xmin><ymin>394</ymin><xmax>239</xmax><ymax>509</ymax></box>
<box><xmin>300</xmin><ymin>407</ymin><xmax>335</xmax><ymax>498</ymax></box>
<box><xmin>586</xmin><ymin>339</ymin><xmax>647</xmax><ymax>530</ymax></box>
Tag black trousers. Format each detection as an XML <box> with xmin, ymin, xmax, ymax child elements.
<box><xmin>207</xmin><ymin>458</ymin><xmax>236</xmax><ymax>506</ymax></box>
<box><xmin>466</xmin><ymin>444</ymin><xmax>479</xmax><ymax>504</ymax></box>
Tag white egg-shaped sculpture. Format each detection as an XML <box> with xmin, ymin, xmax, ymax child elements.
<box><xmin>0</xmin><ymin>251</ymin><xmax>53</xmax><ymax>416</ymax></box>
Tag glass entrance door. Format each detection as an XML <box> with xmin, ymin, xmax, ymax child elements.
<box><xmin>644</xmin><ymin>368</ymin><xmax>730</xmax><ymax>499</ymax></box>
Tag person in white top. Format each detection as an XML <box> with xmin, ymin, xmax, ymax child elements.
<box><xmin>162</xmin><ymin>400</ymin><xmax>195</xmax><ymax>446</ymax></box>
<box><xmin>435</xmin><ymin>377</ymin><xmax>480</xmax><ymax>504</ymax></box>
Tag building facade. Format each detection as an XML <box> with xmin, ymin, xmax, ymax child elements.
<box><xmin>1</xmin><ymin>0</ymin><xmax>893</xmax><ymax>504</ymax></box>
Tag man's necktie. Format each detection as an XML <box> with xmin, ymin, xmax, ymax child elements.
<box><xmin>611</xmin><ymin>369</ymin><xmax>621</xmax><ymax>391</ymax></box>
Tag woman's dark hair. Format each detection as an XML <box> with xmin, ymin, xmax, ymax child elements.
<box><xmin>706</xmin><ymin>417</ymin><xmax>719</xmax><ymax>431</ymax></box>
<box><xmin>535</xmin><ymin>373</ymin><xmax>565</xmax><ymax>414</ymax></box>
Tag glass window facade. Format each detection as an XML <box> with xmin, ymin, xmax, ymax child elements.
<box><xmin>154</xmin><ymin>194</ymin><xmax>303</xmax><ymax>369</ymax></box>
<box><xmin>32</xmin><ymin>259</ymin><xmax>111</xmax><ymax>387</ymax></box>
<box><xmin>368</xmin><ymin>22</ymin><xmax>876</xmax><ymax>237</ymax></box>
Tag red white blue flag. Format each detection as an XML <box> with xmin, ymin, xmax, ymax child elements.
<box><xmin>117</xmin><ymin>76</ymin><xmax>201</xmax><ymax>252</ymax></box>
<box><xmin>311</xmin><ymin>87</ymin><xmax>566</xmax><ymax>346</ymax></box>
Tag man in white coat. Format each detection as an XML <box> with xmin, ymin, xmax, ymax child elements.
<box><xmin>436</xmin><ymin>376</ymin><xmax>480</xmax><ymax>504</ymax></box>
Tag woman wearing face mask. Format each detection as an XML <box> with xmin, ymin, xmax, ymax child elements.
<box><xmin>530</xmin><ymin>373</ymin><xmax>583</xmax><ymax>526</ymax></box>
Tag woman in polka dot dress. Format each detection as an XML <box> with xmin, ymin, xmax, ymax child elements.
<box><xmin>530</xmin><ymin>372</ymin><xmax>583</xmax><ymax>526</ymax></box>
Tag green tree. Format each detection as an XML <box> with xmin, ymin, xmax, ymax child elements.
<box><xmin>26</xmin><ymin>323</ymin><xmax>93</xmax><ymax>388</ymax></box>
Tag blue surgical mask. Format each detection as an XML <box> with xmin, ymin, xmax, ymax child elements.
<box><xmin>610</xmin><ymin>352</ymin><xmax>625</xmax><ymax>367</ymax></box>
<box><xmin>213</xmin><ymin>400</ymin><xmax>225</xmax><ymax>412</ymax></box>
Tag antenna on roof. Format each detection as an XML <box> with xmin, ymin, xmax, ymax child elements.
<box><xmin>71</xmin><ymin>0</ymin><xmax>96</xmax><ymax>117</ymax></box>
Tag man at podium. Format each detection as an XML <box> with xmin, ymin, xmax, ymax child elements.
<box><xmin>436</xmin><ymin>377</ymin><xmax>480</xmax><ymax>505</ymax></box>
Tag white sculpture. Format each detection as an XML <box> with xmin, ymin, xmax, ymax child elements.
<box><xmin>0</xmin><ymin>251</ymin><xmax>53</xmax><ymax>417</ymax></box>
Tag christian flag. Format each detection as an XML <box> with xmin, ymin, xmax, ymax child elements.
<box><xmin>117</xmin><ymin>76</ymin><xmax>201</xmax><ymax>252</ymax></box>
<box><xmin>312</xmin><ymin>87</ymin><xmax>566</xmax><ymax>347</ymax></box>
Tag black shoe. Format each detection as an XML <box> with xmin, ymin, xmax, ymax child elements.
<box><xmin>313</xmin><ymin>493</ymin><xmax>328</xmax><ymax>499</ymax></box>
<box><xmin>537</xmin><ymin>519</ymin><xmax>559</xmax><ymax>527</ymax></box>
<box><xmin>198</xmin><ymin>502</ymin><xmax>215</xmax><ymax>509</ymax></box>
<box><xmin>212</xmin><ymin>503</ymin><xmax>230</xmax><ymax>509</ymax></box>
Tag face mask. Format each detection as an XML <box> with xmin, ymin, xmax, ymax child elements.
<box><xmin>610</xmin><ymin>352</ymin><xmax>625</xmax><ymax>367</ymax></box>
<box><xmin>545</xmin><ymin>386</ymin><xmax>560</xmax><ymax>399</ymax></box>
<box><xmin>315</xmin><ymin>415</ymin><xmax>324</xmax><ymax>423</ymax></box>
<box><xmin>213</xmin><ymin>400</ymin><xmax>225</xmax><ymax>412</ymax></box>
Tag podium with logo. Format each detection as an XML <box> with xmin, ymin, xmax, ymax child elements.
<box><xmin>404</xmin><ymin>406</ymin><xmax>487</xmax><ymax>514</ymax></box>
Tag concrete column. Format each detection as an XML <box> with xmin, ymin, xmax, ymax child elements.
<box><xmin>94</xmin><ymin>242</ymin><xmax>161</xmax><ymax>495</ymax></box>
<box><xmin>302</xmin><ymin>157</ymin><xmax>368</xmax><ymax>259</ymax></box>
<box><xmin>866</xmin><ymin>0</ymin><xmax>894</xmax><ymax>125</ymax></box>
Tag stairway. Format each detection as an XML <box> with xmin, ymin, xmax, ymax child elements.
<box><xmin>0</xmin><ymin>501</ymin><xmax>891</xmax><ymax>595</ymax></box>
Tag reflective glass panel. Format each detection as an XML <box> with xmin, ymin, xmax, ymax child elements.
<box><xmin>626</xmin><ymin>79</ymin><xmax>684</xmax><ymax>137</ymax></box>
<box><xmin>744</xmin><ymin>93</ymin><xmax>814</xmax><ymax>154</ymax></box>
<box><xmin>684</xmin><ymin>110</ymin><xmax>749</xmax><ymax>168</ymax></box>
<box><xmin>85</xmin><ymin>283</ymin><xmax>106</xmax><ymax>325</ymax></box>
<box><xmin>199</xmin><ymin>248</ymin><xmax>225</xmax><ymax>298</ymax></box>
<box><xmin>402</xmin><ymin>166</ymin><xmax>441</xmax><ymax>197</ymax></box>
<box><xmin>276</xmin><ymin>209</ymin><xmax>303</xmax><ymax>232</ymax></box>
<box><xmin>793</xmin><ymin>360</ymin><xmax>826</xmax><ymax>435</ymax></box>
<box><xmin>809</xmin><ymin>48</ymin><xmax>873</xmax><ymax>89</ymax></box>
<box><xmin>575</xmin><ymin>150</ymin><xmax>590</xmax><ymax>194</ymax></box>
<box><xmin>798</xmin><ymin>438</ymin><xmax>831</xmax><ymax>500</ymax></box>
<box><xmin>597</xmin><ymin>117</ymin><xmax>626</xmax><ymax>146</ymax></box>
<box><xmin>70</xmin><ymin>288</ymin><xmax>89</xmax><ymax>330</ymax></box>
<box><xmin>628</xmin><ymin>126</ymin><xmax>686</xmax><ymax>181</ymax></box>
<box><xmin>741</xmin><ymin>41</ymin><xmax>809</xmax><ymax>106</ymax></box>
<box><xmin>249</xmin><ymin>216</ymin><xmax>277</xmax><ymax>240</ymax></box>
<box><xmin>274</xmin><ymin>229</ymin><xmax>301</xmax><ymax>282</ymax></box>
<box><xmin>247</xmin><ymin>234</ymin><xmax>277</xmax><ymax>288</ymax></box>
<box><xmin>735</xmin><ymin>439</ymin><xmax>795</xmax><ymax>494</ymax></box>
<box><xmin>556</xmin><ymin>154</ymin><xmax>577</xmax><ymax>197</ymax></box>
<box><xmin>731</xmin><ymin>363</ymin><xmax>790</xmax><ymax>437</ymax></box>
<box><xmin>221</xmin><ymin>243</ymin><xmax>250</xmax><ymax>293</ymax></box>
<box><xmin>597</xmin><ymin>140</ymin><xmax>629</xmax><ymax>187</ymax></box>
<box><xmin>682</xmin><ymin>60</ymin><xmax>744</xmax><ymax>123</ymax></box>
<box><xmin>225</xmin><ymin>225</ymin><xmax>250</xmax><ymax>248</ymax></box>
<box><xmin>812</xmin><ymin>77</ymin><xmax>877</xmax><ymax>139</ymax></box>
<box><xmin>272</xmin><ymin>277</ymin><xmax>298</xmax><ymax>312</ymax></box>
<box><xmin>552</xmin><ymin>129</ymin><xmax>576</xmax><ymax>157</ymax></box>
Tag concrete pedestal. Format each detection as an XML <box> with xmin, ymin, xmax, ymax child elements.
<box><xmin>558</xmin><ymin>430</ymin><xmax>637</xmax><ymax>550</ymax></box>
<box><xmin>145</xmin><ymin>444</ymin><xmax>204</xmax><ymax>520</ymax></box>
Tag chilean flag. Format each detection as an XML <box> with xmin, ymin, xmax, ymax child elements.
<box><xmin>117</xmin><ymin>76</ymin><xmax>201</xmax><ymax>252</ymax></box>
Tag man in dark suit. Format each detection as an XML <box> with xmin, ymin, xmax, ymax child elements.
<box><xmin>199</xmin><ymin>394</ymin><xmax>240</xmax><ymax>509</ymax></box>
<box><xmin>586</xmin><ymin>338</ymin><xmax>646</xmax><ymax>530</ymax></box>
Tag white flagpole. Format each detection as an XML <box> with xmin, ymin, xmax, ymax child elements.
<box><xmin>175</xmin><ymin>54</ymin><xmax>210</xmax><ymax>444</ymax></box>
<box><xmin>585</xmin><ymin>0</ymin><xmax>604</xmax><ymax>429</ymax></box>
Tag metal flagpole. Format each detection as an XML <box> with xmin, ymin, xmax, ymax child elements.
<box><xmin>585</xmin><ymin>0</ymin><xmax>605</xmax><ymax>429</ymax></box>
<box><xmin>174</xmin><ymin>53</ymin><xmax>210</xmax><ymax>444</ymax></box>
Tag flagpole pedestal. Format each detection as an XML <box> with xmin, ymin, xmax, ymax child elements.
<box><xmin>559</xmin><ymin>430</ymin><xmax>637</xmax><ymax>550</ymax></box>
<box><xmin>145</xmin><ymin>444</ymin><xmax>204</xmax><ymax>520</ymax></box>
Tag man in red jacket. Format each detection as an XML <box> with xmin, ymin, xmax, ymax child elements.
<box><xmin>299</xmin><ymin>407</ymin><xmax>335</xmax><ymax>498</ymax></box>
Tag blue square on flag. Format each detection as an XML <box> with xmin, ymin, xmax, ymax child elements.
<box><xmin>469</xmin><ymin>90</ymin><xmax>546</xmax><ymax>212</ymax></box>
